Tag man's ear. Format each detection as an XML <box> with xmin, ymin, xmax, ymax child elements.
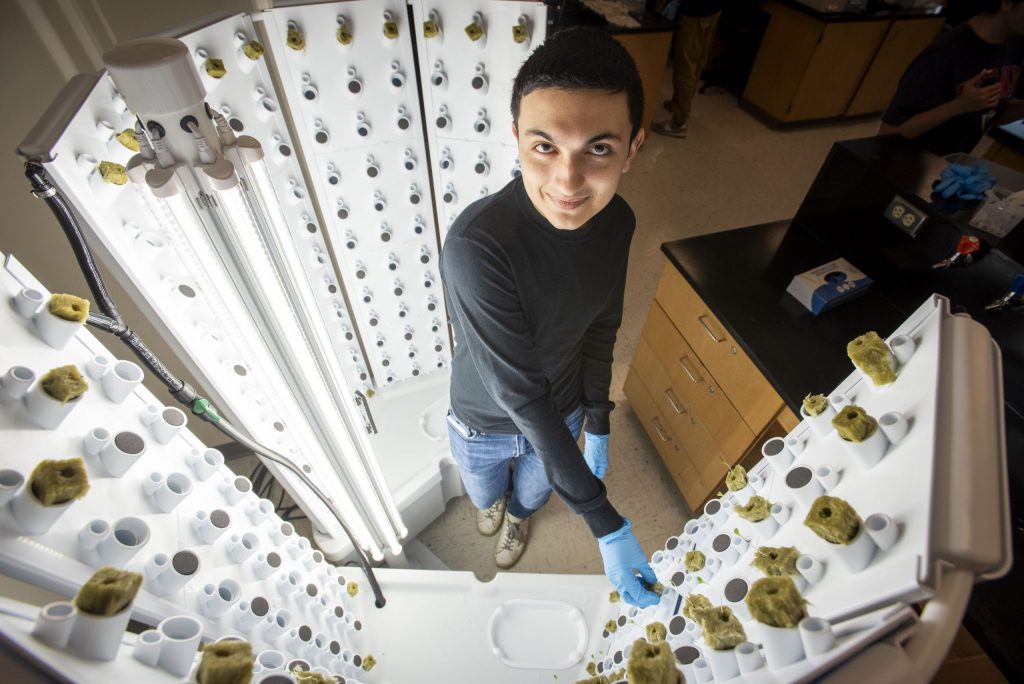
<box><xmin>622</xmin><ymin>128</ymin><xmax>645</xmax><ymax>174</ymax></box>
<box><xmin>512</xmin><ymin>122</ymin><xmax>519</xmax><ymax>141</ymax></box>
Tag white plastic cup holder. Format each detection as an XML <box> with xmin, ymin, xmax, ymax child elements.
<box><xmin>770</xmin><ymin>502</ymin><xmax>791</xmax><ymax>526</ymax></box>
<box><xmin>275</xmin><ymin>571</ymin><xmax>301</xmax><ymax>598</ymax></box>
<box><xmin>889</xmin><ymin>334</ymin><xmax>916</xmax><ymax>366</ymax></box>
<box><xmin>2</xmin><ymin>366</ymin><xmax>36</xmax><ymax>400</ymax></box>
<box><xmin>191</xmin><ymin>508</ymin><xmax>231</xmax><ymax>544</ymax></box>
<box><xmin>200</xmin><ymin>579</ymin><xmax>242</xmax><ymax>619</ymax></box>
<box><xmin>78</xmin><ymin>518</ymin><xmax>110</xmax><ymax>551</ymax></box>
<box><xmin>252</xmin><ymin>551</ymin><xmax>283</xmax><ymax>580</ymax></box>
<box><xmin>23</xmin><ymin>380</ymin><xmax>83</xmax><ymax>430</ymax></box>
<box><xmin>732</xmin><ymin>482</ymin><xmax>755</xmax><ymax>506</ymax></box>
<box><xmin>85</xmin><ymin>355</ymin><xmax>112</xmax><ymax>381</ymax></box>
<box><xmin>761</xmin><ymin>437</ymin><xmax>794</xmax><ymax>473</ymax></box>
<box><xmin>34</xmin><ymin>306</ymin><xmax>83</xmax><ymax>349</ymax></box>
<box><xmin>142</xmin><ymin>471</ymin><xmax>164</xmax><ymax>496</ymax></box>
<box><xmin>735</xmin><ymin>641</ymin><xmax>764</xmax><ymax>673</ymax></box>
<box><xmin>705</xmin><ymin>645</ymin><xmax>739</xmax><ymax>681</ymax></box>
<box><xmin>220</xmin><ymin>475</ymin><xmax>252</xmax><ymax>504</ymax></box>
<box><xmin>799</xmin><ymin>617</ymin><xmax>836</xmax><ymax>656</ymax></box>
<box><xmin>82</xmin><ymin>427</ymin><xmax>112</xmax><ymax>457</ymax></box>
<box><xmin>801</xmin><ymin>401</ymin><xmax>838</xmax><ymax>439</ymax></box>
<box><xmin>833</xmin><ymin>524</ymin><xmax>877</xmax><ymax>573</ymax></box>
<box><xmin>153</xmin><ymin>472</ymin><xmax>192</xmax><ymax>513</ymax></box>
<box><xmin>68</xmin><ymin>602</ymin><xmax>134</xmax><ymax>661</ymax></box>
<box><xmin>98</xmin><ymin>516</ymin><xmax>150</xmax><ymax>566</ymax></box>
<box><xmin>140</xmin><ymin>404</ymin><xmax>161</xmax><ymax>426</ymax></box>
<box><xmin>785</xmin><ymin>466</ymin><xmax>824</xmax><ymax>509</ymax></box>
<box><xmin>753</xmin><ymin>514</ymin><xmax>779</xmax><ymax>540</ymax></box>
<box><xmin>247</xmin><ymin>497</ymin><xmax>274</xmax><ymax>524</ymax></box>
<box><xmin>703</xmin><ymin>498</ymin><xmax>727</xmax><ymax>524</ymax></box>
<box><xmin>814</xmin><ymin>464</ymin><xmax>841</xmax><ymax>491</ymax></box>
<box><xmin>187</xmin><ymin>448</ymin><xmax>224</xmax><ymax>481</ymax></box>
<box><xmin>839</xmin><ymin>424</ymin><xmax>890</xmax><ymax>470</ymax></box>
<box><xmin>797</xmin><ymin>554</ymin><xmax>824</xmax><ymax>585</ymax></box>
<box><xmin>302</xmin><ymin>550</ymin><xmax>323</xmax><ymax>571</ymax></box>
<box><xmin>748</xmin><ymin>472</ymin><xmax>765</xmax><ymax>492</ymax></box>
<box><xmin>257</xmin><ymin>649</ymin><xmax>286</xmax><ymax>672</ymax></box>
<box><xmin>132</xmin><ymin>629</ymin><xmax>163</xmax><ymax>666</ymax></box>
<box><xmin>270</xmin><ymin>521</ymin><xmax>295</xmax><ymax>545</ymax></box>
<box><xmin>683</xmin><ymin>519</ymin><xmax>704</xmax><ymax>544</ymax></box>
<box><xmin>99</xmin><ymin>430</ymin><xmax>146</xmax><ymax>477</ymax></box>
<box><xmin>262</xmin><ymin>610</ymin><xmax>292</xmax><ymax>641</ymax></box>
<box><xmin>864</xmin><ymin>513</ymin><xmax>898</xmax><ymax>551</ymax></box>
<box><xmin>878</xmin><ymin>411</ymin><xmax>909</xmax><ymax>445</ymax></box>
<box><xmin>159</xmin><ymin>550</ymin><xmax>201</xmax><ymax>595</ymax></box>
<box><xmin>144</xmin><ymin>552</ymin><xmax>170</xmax><ymax>584</ymax></box>
<box><xmin>711</xmin><ymin>533</ymin><xmax>739</xmax><ymax>565</ymax></box>
<box><xmin>157</xmin><ymin>615</ymin><xmax>203</xmax><ymax>676</ymax></box>
<box><xmin>150</xmin><ymin>407</ymin><xmax>186</xmax><ymax>444</ymax></box>
<box><xmin>760</xmin><ymin>623</ymin><xmax>805</xmax><ymax>670</ymax></box>
<box><xmin>286</xmin><ymin>537</ymin><xmax>304</xmax><ymax>560</ymax></box>
<box><xmin>731</xmin><ymin>533</ymin><xmax>750</xmax><ymax>554</ymax></box>
<box><xmin>723</xmin><ymin>577</ymin><xmax>751</xmax><ymax>622</ymax></box>
<box><xmin>828</xmin><ymin>392</ymin><xmax>849</xmax><ymax>411</ymax></box>
<box><xmin>0</xmin><ymin>468</ymin><xmax>25</xmax><ymax>507</ymax></box>
<box><xmin>227</xmin><ymin>531</ymin><xmax>259</xmax><ymax>562</ymax></box>
<box><xmin>31</xmin><ymin>601</ymin><xmax>78</xmax><ymax>649</ymax></box>
<box><xmin>784</xmin><ymin>434</ymin><xmax>805</xmax><ymax>457</ymax></box>
<box><xmin>692</xmin><ymin>657</ymin><xmax>713</xmax><ymax>683</ymax></box>
<box><xmin>13</xmin><ymin>288</ymin><xmax>45</xmax><ymax>318</ymax></box>
<box><xmin>235</xmin><ymin>596</ymin><xmax>271</xmax><ymax>632</ymax></box>
<box><xmin>10</xmin><ymin>485</ymin><xmax>74</xmax><ymax>534</ymax></box>
<box><xmin>100</xmin><ymin>360</ymin><xmax>144</xmax><ymax>404</ymax></box>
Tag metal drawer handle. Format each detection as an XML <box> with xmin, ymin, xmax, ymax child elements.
<box><xmin>664</xmin><ymin>389</ymin><xmax>685</xmax><ymax>415</ymax></box>
<box><xmin>678</xmin><ymin>355</ymin><xmax>703</xmax><ymax>384</ymax></box>
<box><xmin>651</xmin><ymin>417</ymin><xmax>670</xmax><ymax>442</ymax></box>
<box><xmin>698</xmin><ymin>314</ymin><xmax>725</xmax><ymax>343</ymax></box>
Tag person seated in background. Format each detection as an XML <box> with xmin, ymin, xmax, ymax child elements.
<box><xmin>879</xmin><ymin>0</ymin><xmax>1024</xmax><ymax>157</ymax></box>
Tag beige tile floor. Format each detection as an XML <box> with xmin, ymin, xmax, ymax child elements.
<box><xmin>414</xmin><ymin>87</ymin><xmax>882</xmax><ymax>581</ymax></box>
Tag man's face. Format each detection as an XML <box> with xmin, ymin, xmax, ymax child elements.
<box><xmin>514</xmin><ymin>88</ymin><xmax>644</xmax><ymax>230</ymax></box>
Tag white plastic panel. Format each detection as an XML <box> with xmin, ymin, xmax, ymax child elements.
<box><xmin>264</xmin><ymin>2</ymin><xmax>451</xmax><ymax>387</ymax></box>
<box><xmin>411</xmin><ymin>0</ymin><xmax>547</xmax><ymax>237</ymax></box>
<box><xmin>0</xmin><ymin>256</ymin><xmax>375</xmax><ymax>681</ymax></box>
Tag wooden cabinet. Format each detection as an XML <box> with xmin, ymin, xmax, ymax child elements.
<box><xmin>625</xmin><ymin>262</ymin><xmax>798</xmax><ymax>510</ymax></box>
<box><xmin>741</xmin><ymin>1</ymin><xmax>943</xmax><ymax>126</ymax></box>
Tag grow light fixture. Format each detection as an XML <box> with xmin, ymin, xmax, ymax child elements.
<box><xmin>103</xmin><ymin>37</ymin><xmax>405</xmax><ymax>559</ymax></box>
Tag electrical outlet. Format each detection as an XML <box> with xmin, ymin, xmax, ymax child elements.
<box><xmin>884</xmin><ymin>196</ymin><xmax>927</xmax><ymax>236</ymax></box>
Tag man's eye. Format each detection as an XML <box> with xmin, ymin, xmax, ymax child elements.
<box><xmin>534</xmin><ymin>143</ymin><xmax>554</xmax><ymax>154</ymax></box>
<box><xmin>591</xmin><ymin>144</ymin><xmax>612</xmax><ymax>156</ymax></box>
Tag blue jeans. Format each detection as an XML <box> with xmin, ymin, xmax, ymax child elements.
<box><xmin>447</xmin><ymin>405</ymin><xmax>585</xmax><ymax>520</ymax></box>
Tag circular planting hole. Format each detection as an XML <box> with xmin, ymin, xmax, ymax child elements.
<box><xmin>251</xmin><ymin>596</ymin><xmax>269</xmax><ymax>616</ymax></box>
<box><xmin>229</xmin><ymin>118</ymin><xmax>244</xmax><ymax>132</ymax></box>
<box><xmin>267</xmin><ymin>552</ymin><xmax>282</xmax><ymax>568</ymax></box>
<box><xmin>786</xmin><ymin>466</ymin><xmax>813</xmax><ymax>489</ymax></box>
<box><xmin>172</xmin><ymin>551</ymin><xmax>199</xmax><ymax>575</ymax></box>
<box><xmin>0</xmin><ymin>470</ymin><xmax>25</xmax><ymax>488</ymax></box>
<box><xmin>724</xmin><ymin>578</ymin><xmax>748</xmax><ymax>602</ymax></box>
<box><xmin>163</xmin><ymin>408</ymin><xmax>185</xmax><ymax>426</ymax></box>
<box><xmin>315</xmin><ymin>131</ymin><xmax>328</xmax><ymax>144</ymax></box>
<box><xmin>669</xmin><ymin>616</ymin><xmax>686</xmax><ymax>635</ymax></box>
<box><xmin>763</xmin><ymin>438</ymin><xmax>785</xmax><ymax>456</ymax></box>
<box><xmin>705</xmin><ymin>500</ymin><xmax>720</xmax><ymax>515</ymax></box>
<box><xmin>675</xmin><ymin>646</ymin><xmax>700</xmax><ymax>665</ymax></box>
<box><xmin>211</xmin><ymin>509</ymin><xmax>230</xmax><ymax>528</ymax></box>
<box><xmin>712</xmin><ymin>534</ymin><xmax>731</xmax><ymax>553</ymax></box>
<box><xmin>114</xmin><ymin>431</ymin><xmax>145</xmax><ymax>455</ymax></box>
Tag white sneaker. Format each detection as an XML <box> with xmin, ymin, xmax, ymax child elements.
<box><xmin>476</xmin><ymin>494</ymin><xmax>506</xmax><ymax>537</ymax></box>
<box><xmin>494</xmin><ymin>512</ymin><xmax>529</xmax><ymax>569</ymax></box>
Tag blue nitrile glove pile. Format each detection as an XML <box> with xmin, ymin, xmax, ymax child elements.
<box><xmin>598</xmin><ymin>518</ymin><xmax>660</xmax><ymax>608</ymax></box>
<box><xmin>932</xmin><ymin>162</ymin><xmax>997</xmax><ymax>201</ymax></box>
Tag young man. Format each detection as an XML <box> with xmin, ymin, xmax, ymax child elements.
<box><xmin>880</xmin><ymin>0</ymin><xmax>1024</xmax><ymax>157</ymax></box>
<box><xmin>440</xmin><ymin>27</ymin><xmax>659</xmax><ymax>608</ymax></box>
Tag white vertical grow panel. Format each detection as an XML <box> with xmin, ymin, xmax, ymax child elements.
<box><xmin>171</xmin><ymin>14</ymin><xmax>372</xmax><ymax>395</ymax></box>
<box><xmin>0</xmin><ymin>254</ymin><xmax>376</xmax><ymax>682</ymax></box>
<box><xmin>264</xmin><ymin>2</ymin><xmax>450</xmax><ymax>387</ymax></box>
<box><xmin>411</xmin><ymin>0</ymin><xmax>547</xmax><ymax>237</ymax></box>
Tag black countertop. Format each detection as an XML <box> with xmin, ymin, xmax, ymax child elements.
<box><xmin>773</xmin><ymin>0</ymin><xmax>944</xmax><ymax>22</ymax></box>
<box><xmin>659</xmin><ymin>137</ymin><xmax>1023</xmax><ymax>680</ymax></box>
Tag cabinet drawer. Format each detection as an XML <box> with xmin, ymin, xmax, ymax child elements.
<box><xmin>655</xmin><ymin>265</ymin><xmax>782</xmax><ymax>432</ymax></box>
<box><xmin>641</xmin><ymin>300</ymin><xmax>755</xmax><ymax>459</ymax></box>
<box><xmin>633</xmin><ymin>336</ymin><xmax>730</xmax><ymax>477</ymax></box>
<box><xmin>624</xmin><ymin>369</ymin><xmax>706</xmax><ymax>509</ymax></box>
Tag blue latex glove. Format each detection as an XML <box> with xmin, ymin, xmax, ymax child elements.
<box><xmin>583</xmin><ymin>432</ymin><xmax>609</xmax><ymax>479</ymax></box>
<box><xmin>598</xmin><ymin>518</ymin><xmax>660</xmax><ymax>608</ymax></box>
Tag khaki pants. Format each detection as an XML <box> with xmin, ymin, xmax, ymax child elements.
<box><xmin>669</xmin><ymin>12</ymin><xmax>720</xmax><ymax>126</ymax></box>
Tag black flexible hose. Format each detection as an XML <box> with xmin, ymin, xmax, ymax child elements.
<box><xmin>25</xmin><ymin>162</ymin><xmax>122</xmax><ymax>321</ymax></box>
<box><xmin>25</xmin><ymin>161</ymin><xmax>386</xmax><ymax>608</ymax></box>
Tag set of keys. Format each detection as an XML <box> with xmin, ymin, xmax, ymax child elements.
<box><xmin>985</xmin><ymin>274</ymin><xmax>1024</xmax><ymax>311</ymax></box>
<box><xmin>932</xmin><ymin>235</ymin><xmax>981</xmax><ymax>269</ymax></box>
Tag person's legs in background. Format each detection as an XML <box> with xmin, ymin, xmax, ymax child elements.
<box><xmin>446</xmin><ymin>411</ymin><xmax>516</xmax><ymax>537</ymax></box>
<box><xmin>495</xmin><ymin>405</ymin><xmax>586</xmax><ymax>568</ymax></box>
<box><xmin>654</xmin><ymin>11</ymin><xmax>721</xmax><ymax>138</ymax></box>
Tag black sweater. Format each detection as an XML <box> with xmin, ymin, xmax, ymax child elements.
<box><xmin>440</xmin><ymin>177</ymin><xmax>633</xmax><ymax>537</ymax></box>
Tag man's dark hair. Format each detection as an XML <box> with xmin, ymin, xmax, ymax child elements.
<box><xmin>511</xmin><ymin>27</ymin><xmax>644</xmax><ymax>141</ymax></box>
